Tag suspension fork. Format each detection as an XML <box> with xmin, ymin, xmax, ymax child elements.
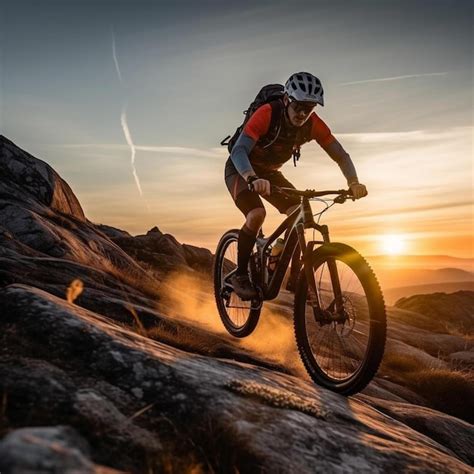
<box><xmin>300</xmin><ymin>223</ymin><xmax>344</xmax><ymax>313</ymax></box>
<box><xmin>318</xmin><ymin>224</ymin><xmax>344</xmax><ymax>313</ymax></box>
<box><xmin>327</xmin><ymin>257</ymin><xmax>344</xmax><ymax>313</ymax></box>
<box><xmin>297</xmin><ymin>223</ymin><xmax>320</xmax><ymax>308</ymax></box>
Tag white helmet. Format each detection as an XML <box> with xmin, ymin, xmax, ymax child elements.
<box><xmin>284</xmin><ymin>72</ymin><xmax>324</xmax><ymax>106</ymax></box>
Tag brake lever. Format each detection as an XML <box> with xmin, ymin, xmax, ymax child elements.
<box><xmin>271</xmin><ymin>185</ymin><xmax>286</xmax><ymax>196</ymax></box>
<box><xmin>334</xmin><ymin>190</ymin><xmax>355</xmax><ymax>204</ymax></box>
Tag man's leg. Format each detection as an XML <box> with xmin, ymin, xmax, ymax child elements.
<box><xmin>261</xmin><ymin>170</ymin><xmax>301</xmax><ymax>293</ymax></box>
<box><xmin>237</xmin><ymin>208</ymin><xmax>266</xmax><ymax>275</ymax></box>
<box><xmin>231</xmin><ymin>206</ymin><xmax>266</xmax><ymax>299</ymax></box>
<box><xmin>224</xmin><ymin>159</ymin><xmax>266</xmax><ymax>299</ymax></box>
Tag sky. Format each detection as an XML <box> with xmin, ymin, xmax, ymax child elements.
<box><xmin>1</xmin><ymin>0</ymin><xmax>473</xmax><ymax>257</ymax></box>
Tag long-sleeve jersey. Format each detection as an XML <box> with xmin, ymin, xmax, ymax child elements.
<box><xmin>230</xmin><ymin>102</ymin><xmax>357</xmax><ymax>182</ymax></box>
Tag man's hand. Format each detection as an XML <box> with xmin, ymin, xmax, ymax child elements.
<box><xmin>251</xmin><ymin>178</ymin><xmax>271</xmax><ymax>196</ymax></box>
<box><xmin>349</xmin><ymin>182</ymin><xmax>368</xmax><ymax>199</ymax></box>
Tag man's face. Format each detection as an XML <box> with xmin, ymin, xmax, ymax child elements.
<box><xmin>286</xmin><ymin>98</ymin><xmax>317</xmax><ymax>127</ymax></box>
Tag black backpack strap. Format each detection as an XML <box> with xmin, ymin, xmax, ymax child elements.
<box><xmin>292</xmin><ymin>118</ymin><xmax>313</xmax><ymax>166</ymax></box>
<box><xmin>259</xmin><ymin>99</ymin><xmax>284</xmax><ymax>149</ymax></box>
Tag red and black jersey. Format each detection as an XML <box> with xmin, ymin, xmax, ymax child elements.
<box><xmin>243</xmin><ymin>103</ymin><xmax>336</xmax><ymax>171</ymax></box>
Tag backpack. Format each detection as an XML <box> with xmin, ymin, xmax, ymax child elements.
<box><xmin>221</xmin><ymin>83</ymin><xmax>312</xmax><ymax>166</ymax></box>
<box><xmin>220</xmin><ymin>84</ymin><xmax>285</xmax><ymax>153</ymax></box>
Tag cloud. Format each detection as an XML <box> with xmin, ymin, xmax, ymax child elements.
<box><xmin>337</xmin><ymin>126</ymin><xmax>471</xmax><ymax>144</ymax></box>
<box><xmin>52</xmin><ymin>143</ymin><xmax>228</xmax><ymax>159</ymax></box>
<box><xmin>338</xmin><ymin>72</ymin><xmax>448</xmax><ymax>86</ymax></box>
<box><xmin>55</xmin><ymin>126</ymin><xmax>471</xmax><ymax>153</ymax></box>
<box><xmin>135</xmin><ymin>145</ymin><xmax>227</xmax><ymax>159</ymax></box>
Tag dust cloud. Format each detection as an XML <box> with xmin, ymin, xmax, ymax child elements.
<box><xmin>157</xmin><ymin>270</ymin><xmax>306</xmax><ymax>376</ymax></box>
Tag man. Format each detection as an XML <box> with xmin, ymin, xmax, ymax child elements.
<box><xmin>224</xmin><ymin>72</ymin><xmax>367</xmax><ymax>300</ymax></box>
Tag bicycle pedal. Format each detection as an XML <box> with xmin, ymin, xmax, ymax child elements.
<box><xmin>250</xmin><ymin>287</ymin><xmax>264</xmax><ymax>311</ymax></box>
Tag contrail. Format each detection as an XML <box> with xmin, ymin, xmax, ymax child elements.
<box><xmin>112</xmin><ymin>28</ymin><xmax>144</xmax><ymax>198</ymax></box>
<box><xmin>111</xmin><ymin>28</ymin><xmax>123</xmax><ymax>84</ymax></box>
<box><xmin>121</xmin><ymin>105</ymin><xmax>143</xmax><ymax>196</ymax></box>
<box><xmin>339</xmin><ymin>72</ymin><xmax>448</xmax><ymax>86</ymax></box>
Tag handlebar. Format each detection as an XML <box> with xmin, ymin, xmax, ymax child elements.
<box><xmin>273</xmin><ymin>186</ymin><xmax>352</xmax><ymax>199</ymax></box>
<box><xmin>248</xmin><ymin>182</ymin><xmax>354</xmax><ymax>203</ymax></box>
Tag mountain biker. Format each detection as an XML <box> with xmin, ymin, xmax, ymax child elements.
<box><xmin>225</xmin><ymin>72</ymin><xmax>368</xmax><ymax>300</ymax></box>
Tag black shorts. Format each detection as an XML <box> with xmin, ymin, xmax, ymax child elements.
<box><xmin>224</xmin><ymin>157</ymin><xmax>300</xmax><ymax>216</ymax></box>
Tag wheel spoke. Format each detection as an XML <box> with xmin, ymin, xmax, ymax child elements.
<box><xmin>303</xmin><ymin>257</ymin><xmax>372</xmax><ymax>382</ymax></box>
<box><xmin>215</xmin><ymin>233</ymin><xmax>261</xmax><ymax>337</ymax></box>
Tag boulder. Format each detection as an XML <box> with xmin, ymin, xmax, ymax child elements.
<box><xmin>0</xmin><ymin>284</ymin><xmax>471</xmax><ymax>473</ymax></box>
<box><xmin>0</xmin><ymin>426</ymin><xmax>94</xmax><ymax>473</ymax></box>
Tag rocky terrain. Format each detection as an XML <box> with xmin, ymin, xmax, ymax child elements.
<box><xmin>0</xmin><ymin>135</ymin><xmax>473</xmax><ymax>473</ymax></box>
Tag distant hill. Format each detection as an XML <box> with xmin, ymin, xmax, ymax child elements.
<box><xmin>384</xmin><ymin>281</ymin><xmax>474</xmax><ymax>305</ymax></box>
<box><xmin>394</xmin><ymin>290</ymin><xmax>474</xmax><ymax>335</ymax></box>
<box><xmin>368</xmin><ymin>255</ymin><xmax>474</xmax><ymax>272</ymax></box>
<box><xmin>369</xmin><ymin>266</ymin><xmax>474</xmax><ymax>294</ymax></box>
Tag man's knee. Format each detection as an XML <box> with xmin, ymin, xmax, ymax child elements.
<box><xmin>246</xmin><ymin>207</ymin><xmax>266</xmax><ymax>231</ymax></box>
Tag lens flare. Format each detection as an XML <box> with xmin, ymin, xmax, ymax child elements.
<box><xmin>380</xmin><ymin>234</ymin><xmax>407</xmax><ymax>255</ymax></box>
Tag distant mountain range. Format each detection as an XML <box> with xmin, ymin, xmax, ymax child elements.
<box><xmin>384</xmin><ymin>281</ymin><xmax>474</xmax><ymax>305</ymax></box>
<box><xmin>368</xmin><ymin>254</ymin><xmax>473</xmax><ymax>271</ymax></box>
<box><xmin>363</xmin><ymin>255</ymin><xmax>474</xmax><ymax>302</ymax></box>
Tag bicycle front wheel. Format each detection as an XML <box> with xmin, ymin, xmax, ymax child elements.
<box><xmin>214</xmin><ymin>229</ymin><xmax>261</xmax><ymax>338</ymax></box>
<box><xmin>294</xmin><ymin>243</ymin><xmax>386</xmax><ymax>395</ymax></box>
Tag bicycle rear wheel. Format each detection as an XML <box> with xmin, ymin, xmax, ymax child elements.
<box><xmin>294</xmin><ymin>243</ymin><xmax>386</xmax><ymax>395</ymax></box>
<box><xmin>214</xmin><ymin>230</ymin><xmax>261</xmax><ymax>338</ymax></box>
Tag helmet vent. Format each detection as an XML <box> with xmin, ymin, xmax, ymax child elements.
<box><xmin>284</xmin><ymin>72</ymin><xmax>324</xmax><ymax>106</ymax></box>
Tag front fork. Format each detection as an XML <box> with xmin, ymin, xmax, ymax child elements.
<box><xmin>298</xmin><ymin>221</ymin><xmax>344</xmax><ymax>319</ymax></box>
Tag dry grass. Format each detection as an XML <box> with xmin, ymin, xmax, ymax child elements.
<box><xmin>125</xmin><ymin>304</ymin><xmax>147</xmax><ymax>336</ymax></box>
<box><xmin>100</xmin><ymin>258</ymin><xmax>161</xmax><ymax>300</ymax></box>
<box><xmin>227</xmin><ymin>380</ymin><xmax>329</xmax><ymax>420</ymax></box>
<box><xmin>405</xmin><ymin>369</ymin><xmax>474</xmax><ymax>423</ymax></box>
<box><xmin>145</xmin><ymin>323</ymin><xmax>218</xmax><ymax>355</ymax></box>
<box><xmin>381</xmin><ymin>353</ymin><xmax>474</xmax><ymax>423</ymax></box>
<box><xmin>381</xmin><ymin>353</ymin><xmax>423</xmax><ymax>373</ymax></box>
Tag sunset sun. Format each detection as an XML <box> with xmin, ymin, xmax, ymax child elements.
<box><xmin>380</xmin><ymin>234</ymin><xmax>407</xmax><ymax>255</ymax></box>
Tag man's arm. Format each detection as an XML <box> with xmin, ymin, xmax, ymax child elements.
<box><xmin>230</xmin><ymin>133</ymin><xmax>271</xmax><ymax>196</ymax></box>
<box><xmin>323</xmin><ymin>139</ymin><xmax>358</xmax><ymax>185</ymax></box>
<box><xmin>230</xmin><ymin>133</ymin><xmax>257</xmax><ymax>180</ymax></box>
<box><xmin>230</xmin><ymin>103</ymin><xmax>272</xmax><ymax>181</ymax></box>
<box><xmin>323</xmin><ymin>139</ymin><xmax>368</xmax><ymax>198</ymax></box>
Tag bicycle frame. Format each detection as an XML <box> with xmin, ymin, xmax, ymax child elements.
<box><xmin>254</xmin><ymin>195</ymin><xmax>341</xmax><ymax>308</ymax></box>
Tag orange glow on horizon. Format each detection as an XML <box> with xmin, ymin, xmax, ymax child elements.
<box><xmin>379</xmin><ymin>234</ymin><xmax>408</xmax><ymax>256</ymax></box>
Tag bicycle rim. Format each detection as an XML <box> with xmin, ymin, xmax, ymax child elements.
<box><xmin>295</xmin><ymin>245</ymin><xmax>386</xmax><ymax>392</ymax></box>
<box><xmin>214</xmin><ymin>231</ymin><xmax>260</xmax><ymax>337</ymax></box>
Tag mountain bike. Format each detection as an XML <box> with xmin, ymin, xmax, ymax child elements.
<box><xmin>214</xmin><ymin>186</ymin><xmax>386</xmax><ymax>395</ymax></box>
